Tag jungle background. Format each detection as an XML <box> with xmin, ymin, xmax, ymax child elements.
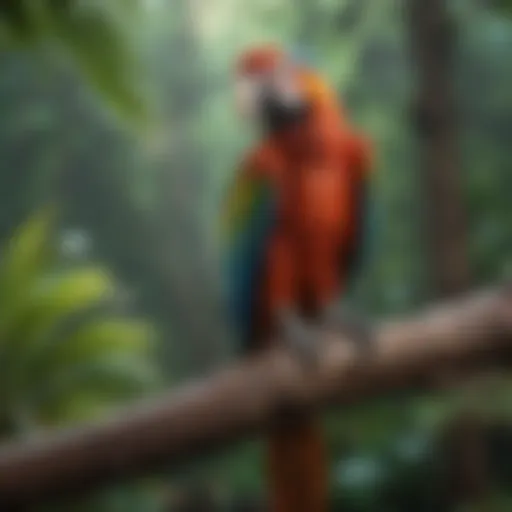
<box><xmin>0</xmin><ymin>0</ymin><xmax>510</xmax><ymax>510</ymax></box>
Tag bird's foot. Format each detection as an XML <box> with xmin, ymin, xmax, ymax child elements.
<box><xmin>320</xmin><ymin>302</ymin><xmax>374</xmax><ymax>357</ymax></box>
<box><xmin>277</xmin><ymin>308</ymin><xmax>321</xmax><ymax>370</ymax></box>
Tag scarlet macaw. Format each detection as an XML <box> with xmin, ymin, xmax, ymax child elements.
<box><xmin>221</xmin><ymin>44</ymin><xmax>374</xmax><ymax>512</ymax></box>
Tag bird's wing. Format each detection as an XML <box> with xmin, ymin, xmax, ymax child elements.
<box><xmin>221</xmin><ymin>162</ymin><xmax>276</xmax><ymax>350</ymax></box>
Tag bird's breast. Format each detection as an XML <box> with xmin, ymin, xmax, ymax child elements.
<box><xmin>278</xmin><ymin>164</ymin><xmax>350</xmax><ymax>236</ymax></box>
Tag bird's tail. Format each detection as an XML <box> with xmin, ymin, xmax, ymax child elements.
<box><xmin>267</xmin><ymin>415</ymin><xmax>328</xmax><ymax>512</ymax></box>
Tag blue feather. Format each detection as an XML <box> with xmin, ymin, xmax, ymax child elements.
<box><xmin>222</xmin><ymin>173</ymin><xmax>276</xmax><ymax>350</ymax></box>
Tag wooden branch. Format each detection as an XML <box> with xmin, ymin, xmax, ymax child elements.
<box><xmin>0</xmin><ymin>286</ymin><xmax>511</xmax><ymax>507</ymax></box>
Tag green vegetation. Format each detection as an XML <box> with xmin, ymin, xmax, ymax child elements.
<box><xmin>0</xmin><ymin>0</ymin><xmax>146</xmax><ymax>121</ymax></box>
<box><xmin>0</xmin><ymin>208</ymin><xmax>160</xmax><ymax>435</ymax></box>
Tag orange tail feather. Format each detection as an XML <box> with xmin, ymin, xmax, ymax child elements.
<box><xmin>267</xmin><ymin>416</ymin><xmax>328</xmax><ymax>512</ymax></box>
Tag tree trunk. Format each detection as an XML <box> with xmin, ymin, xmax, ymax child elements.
<box><xmin>407</xmin><ymin>0</ymin><xmax>470</xmax><ymax>299</ymax></box>
<box><xmin>406</xmin><ymin>0</ymin><xmax>486</xmax><ymax>509</ymax></box>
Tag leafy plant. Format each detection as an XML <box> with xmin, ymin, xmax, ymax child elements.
<box><xmin>0</xmin><ymin>0</ymin><xmax>146</xmax><ymax>122</ymax></box>
<box><xmin>0</xmin><ymin>207</ymin><xmax>160</xmax><ymax>436</ymax></box>
<box><xmin>493</xmin><ymin>0</ymin><xmax>512</xmax><ymax>15</ymax></box>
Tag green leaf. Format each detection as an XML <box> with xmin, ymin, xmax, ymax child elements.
<box><xmin>0</xmin><ymin>266</ymin><xmax>115</xmax><ymax>361</ymax></box>
<box><xmin>0</xmin><ymin>267</ymin><xmax>118</xmax><ymax>399</ymax></box>
<box><xmin>31</xmin><ymin>319</ymin><xmax>155</xmax><ymax>380</ymax></box>
<box><xmin>42</xmin><ymin>2</ymin><xmax>147</xmax><ymax>122</ymax></box>
<box><xmin>0</xmin><ymin>0</ymin><xmax>148</xmax><ymax>123</ymax></box>
<box><xmin>0</xmin><ymin>207</ymin><xmax>55</xmax><ymax>341</ymax></box>
<box><xmin>33</xmin><ymin>356</ymin><xmax>159</xmax><ymax>419</ymax></box>
<box><xmin>26</xmin><ymin>267</ymin><xmax>116</xmax><ymax>339</ymax></box>
<box><xmin>0</xmin><ymin>0</ymin><xmax>39</xmax><ymax>42</ymax></box>
<box><xmin>494</xmin><ymin>0</ymin><xmax>512</xmax><ymax>15</ymax></box>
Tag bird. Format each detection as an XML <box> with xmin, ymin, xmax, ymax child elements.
<box><xmin>221</xmin><ymin>43</ymin><xmax>374</xmax><ymax>512</ymax></box>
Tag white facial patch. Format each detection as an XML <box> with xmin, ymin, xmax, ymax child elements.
<box><xmin>234</xmin><ymin>75</ymin><xmax>262</xmax><ymax>120</ymax></box>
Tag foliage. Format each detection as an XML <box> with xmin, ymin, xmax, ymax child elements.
<box><xmin>494</xmin><ymin>0</ymin><xmax>512</xmax><ymax>15</ymax></box>
<box><xmin>0</xmin><ymin>208</ymin><xmax>160</xmax><ymax>435</ymax></box>
<box><xmin>0</xmin><ymin>0</ymin><xmax>147</xmax><ymax>122</ymax></box>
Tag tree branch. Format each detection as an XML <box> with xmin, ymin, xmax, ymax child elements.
<box><xmin>0</xmin><ymin>286</ymin><xmax>511</xmax><ymax>506</ymax></box>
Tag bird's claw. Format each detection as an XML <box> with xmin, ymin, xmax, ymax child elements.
<box><xmin>276</xmin><ymin>305</ymin><xmax>373</xmax><ymax>369</ymax></box>
<box><xmin>321</xmin><ymin>303</ymin><xmax>374</xmax><ymax>356</ymax></box>
<box><xmin>277</xmin><ymin>309</ymin><xmax>320</xmax><ymax>370</ymax></box>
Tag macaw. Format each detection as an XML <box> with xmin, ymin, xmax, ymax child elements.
<box><xmin>221</xmin><ymin>44</ymin><xmax>374</xmax><ymax>512</ymax></box>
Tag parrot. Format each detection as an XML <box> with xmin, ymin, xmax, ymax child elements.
<box><xmin>221</xmin><ymin>44</ymin><xmax>374</xmax><ymax>512</ymax></box>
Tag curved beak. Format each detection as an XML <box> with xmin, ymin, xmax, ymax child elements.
<box><xmin>235</xmin><ymin>68</ymin><xmax>309</xmax><ymax>132</ymax></box>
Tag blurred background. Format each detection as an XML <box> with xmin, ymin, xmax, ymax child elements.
<box><xmin>0</xmin><ymin>0</ymin><xmax>510</xmax><ymax>510</ymax></box>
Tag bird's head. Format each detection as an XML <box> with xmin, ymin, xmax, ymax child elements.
<box><xmin>234</xmin><ymin>44</ymin><xmax>340</xmax><ymax>133</ymax></box>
